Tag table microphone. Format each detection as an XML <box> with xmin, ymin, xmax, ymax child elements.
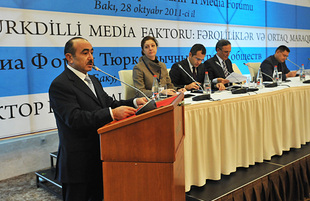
<box><xmin>92</xmin><ymin>66</ymin><xmax>157</xmax><ymax>115</ymax></box>
<box><xmin>244</xmin><ymin>63</ymin><xmax>278</xmax><ymax>88</ymax></box>
<box><xmin>178</xmin><ymin>64</ymin><xmax>211</xmax><ymax>101</ymax></box>
<box><xmin>287</xmin><ymin>58</ymin><xmax>302</xmax><ymax>70</ymax></box>
<box><xmin>224</xmin><ymin>72</ymin><xmax>248</xmax><ymax>94</ymax></box>
<box><xmin>215</xmin><ymin>61</ymin><xmax>249</xmax><ymax>94</ymax></box>
<box><xmin>286</xmin><ymin>58</ymin><xmax>310</xmax><ymax>84</ymax></box>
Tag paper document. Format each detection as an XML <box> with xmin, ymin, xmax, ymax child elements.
<box><xmin>226</xmin><ymin>72</ymin><xmax>247</xmax><ymax>83</ymax></box>
<box><xmin>296</xmin><ymin>69</ymin><xmax>310</xmax><ymax>75</ymax></box>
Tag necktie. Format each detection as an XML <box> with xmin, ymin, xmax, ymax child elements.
<box><xmin>222</xmin><ymin>61</ymin><xmax>229</xmax><ymax>77</ymax></box>
<box><xmin>84</xmin><ymin>75</ymin><xmax>97</xmax><ymax>96</ymax></box>
<box><xmin>192</xmin><ymin>67</ymin><xmax>197</xmax><ymax>80</ymax></box>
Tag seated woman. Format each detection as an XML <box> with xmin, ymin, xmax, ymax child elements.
<box><xmin>133</xmin><ymin>36</ymin><xmax>184</xmax><ymax>98</ymax></box>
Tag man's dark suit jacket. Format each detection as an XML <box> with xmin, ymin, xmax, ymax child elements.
<box><xmin>49</xmin><ymin>67</ymin><xmax>135</xmax><ymax>184</ymax></box>
<box><xmin>204</xmin><ymin>55</ymin><xmax>234</xmax><ymax>88</ymax></box>
<box><xmin>169</xmin><ymin>59</ymin><xmax>205</xmax><ymax>89</ymax></box>
<box><xmin>260</xmin><ymin>55</ymin><xmax>290</xmax><ymax>81</ymax></box>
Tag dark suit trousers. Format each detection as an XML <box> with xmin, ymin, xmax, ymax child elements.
<box><xmin>62</xmin><ymin>180</ymin><xmax>103</xmax><ymax>201</ymax></box>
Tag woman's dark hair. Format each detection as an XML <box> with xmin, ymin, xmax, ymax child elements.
<box><xmin>141</xmin><ymin>36</ymin><xmax>158</xmax><ymax>55</ymax></box>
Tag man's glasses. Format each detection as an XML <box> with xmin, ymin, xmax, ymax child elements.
<box><xmin>193</xmin><ymin>57</ymin><xmax>204</xmax><ymax>62</ymax></box>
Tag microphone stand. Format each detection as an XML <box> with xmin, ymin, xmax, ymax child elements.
<box><xmin>244</xmin><ymin>63</ymin><xmax>278</xmax><ymax>88</ymax></box>
<box><xmin>287</xmin><ymin>58</ymin><xmax>302</xmax><ymax>70</ymax></box>
<box><xmin>92</xmin><ymin>66</ymin><xmax>157</xmax><ymax>115</ymax></box>
<box><xmin>178</xmin><ymin>64</ymin><xmax>211</xmax><ymax>101</ymax></box>
<box><xmin>214</xmin><ymin>61</ymin><xmax>249</xmax><ymax>94</ymax></box>
<box><xmin>287</xmin><ymin>58</ymin><xmax>310</xmax><ymax>84</ymax></box>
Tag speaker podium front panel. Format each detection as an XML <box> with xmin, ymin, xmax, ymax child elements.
<box><xmin>97</xmin><ymin>94</ymin><xmax>185</xmax><ymax>201</ymax></box>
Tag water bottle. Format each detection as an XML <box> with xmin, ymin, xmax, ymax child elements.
<box><xmin>300</xmin><ymin>64</ymin><xmax>306</xmax><ymax>82</ymax></box>
<box><xmin>257</xmin><ymin>68</ymin><xmax>263</xmax><ymax>89</ymax></box>
<box><xmin>272</xmin><ymin>65</ymin><xmax>279</xmax><ymax>84</ymax></box>
<box><xmin>203</xmin><ymin>71</ymin><xmax>211</xmax><ymax>95</ymax></box>
<box><xmin>151</xmin><ymin>75</ymin><xmax>159</xmax><ymax>100</ymax></box>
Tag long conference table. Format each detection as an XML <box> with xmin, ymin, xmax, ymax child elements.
<box><xmin>183</xmin><ymin>77</ymin><xmax>310</xmax><ymax>192</ymax></box>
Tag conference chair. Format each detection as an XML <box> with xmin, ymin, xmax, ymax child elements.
<box><xmin>232</xmin><ymin>63</ymin><xmax>242</xmax><ymax>75</ymax></box>
<box><xmin>118</xmin><ymin>70</ymin><xmax>136</xmax><ymax>99</ymax></box>
<box><xmin>246</xmin><ymin>62</ymin><xmax>261</xmax><ymax>81</ymax></box>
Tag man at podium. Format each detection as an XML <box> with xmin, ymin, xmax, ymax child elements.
<box><xmin>49</xmin><ymin>37</ymin><xmax>147</xmax><ymax>201</ymax></box>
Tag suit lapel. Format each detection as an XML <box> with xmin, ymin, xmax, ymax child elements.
<box><xmin>65</xmin><ymin>69</ymin><xmax>101</xmax><ymax>105</ymax></box>
<box><xmin>90</xmin><ymin>76</ymin><xmax>107</xmax><ymax>107</ymax></box>
<box><xmin>197</xmin><ymin>63</ymin><xmax>205</xmax><ymax>75</ymax></box>
<box><xmin>225</xmin><ymin>60</ymin><xmax>233</xmax><ymax>73</ymax></box>
<box><xmin>184</xmin><ymin>60</ymin><xmax>200</xmax><ymax>83</ymax></box>
<box><xmin>183</xmin><ymin>60</ymin><xmax>193</xmax><ymax>77</ymax></box>
<box><xmin>213</xmin><ymin>56</ymin><xmax>225</xmax><ymax>78</ymax></box>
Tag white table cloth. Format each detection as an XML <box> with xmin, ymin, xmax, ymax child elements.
<box><xmin>184</xmin><ymin>77</ymin><xmax>310</xmax><ymax>191</ymax></box>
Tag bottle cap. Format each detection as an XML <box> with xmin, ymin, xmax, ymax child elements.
<box><xmin>153</xmin><ymin>75</ymin><xmax>157</xmax><ymax>77</ymax></box>
<box><xmin>205</xmin><ymin>71</ymin><xmax>209</xmax><ymax>74</ymax></box>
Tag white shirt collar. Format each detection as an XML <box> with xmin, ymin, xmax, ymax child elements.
<box><xmin>67</xmin><ymin>65</ymin><xmax>88</xmax><ymax>81</ymax></box>
<box><xmin>187</xmin><ymin>57</ymin><xmax>194</xmax><ymax>72</ymax></box>
<box><xmin>216</xmin><ymin>54</ymin><xmax>224</xmax><ymax>65</ymax></box>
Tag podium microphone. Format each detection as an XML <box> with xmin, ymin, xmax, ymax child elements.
<box><xmin>244</xmin><ymin>63</ymin><xmax>277</xmax><ymax>87</ymax></box>
<box><xmin>178</xmin><ymin>64</ymin><xmax>211</xmax><ymax>101</ymax></box>
<box><xmin>92</xmin><ymin>65</ymin><xmax>157</xmax><ymax>115</ymax></box>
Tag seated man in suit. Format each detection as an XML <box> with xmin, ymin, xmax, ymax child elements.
<box><xmin>204</xmin><ymin>39</ymin><xmax>233</xmax><ymax>90</ymax></box>
<box><xmin>169</xmin><ymin>44</ymin><xmax>225</xmax><ymax>91</ymax></box>
<box><xmin>260</xmin><ymin>45</ymin><xmax>297</xmax><ymax>81</ymax></box>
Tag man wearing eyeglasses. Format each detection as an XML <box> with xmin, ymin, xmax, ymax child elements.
<box><xmin>169</xmin><ymin>44</ymin><xmax>207</xmax><ymax>90</ymax></box>
<box><xmin>260</xmin><ymin>45</ymin><xmax>297</xmax><ymax>81</ymax></box>
<box><xmin>204</xmin><ymin>39</ymin><xmax>233</xmax><ymax>91</ymax></box>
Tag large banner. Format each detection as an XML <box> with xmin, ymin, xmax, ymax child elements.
<box><xmin>1</xmin><ymin>0</ymin><xmax>310</xmax><ymax>139</ymax></box>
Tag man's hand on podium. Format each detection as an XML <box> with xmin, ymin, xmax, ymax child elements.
<box><xmin>136</xmin><ymin>97</ymin><xmax>148</xmax><ymax>107</ymax></box>
<box><xmin>112</xmin><ymin>106</ymin><xmax>137</xmax><ymax>121</ymax></box>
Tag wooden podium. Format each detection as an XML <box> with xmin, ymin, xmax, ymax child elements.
<box><xmin>97</xmin><ymin>93</ymin><xmax>185</xmax><ymax>201</ymax></box>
